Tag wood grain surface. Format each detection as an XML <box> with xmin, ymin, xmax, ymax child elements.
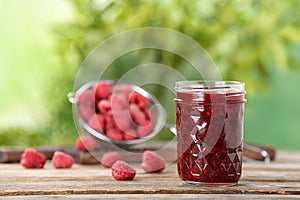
<box><xmin>0</xmin><ymin>151</ymin><xmax>299</xmax><ymax>199</ymax></box>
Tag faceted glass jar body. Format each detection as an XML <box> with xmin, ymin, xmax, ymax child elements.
<box><xmin>175</xmin><ymin>81</ymin><xmax>246</xmax><ymax>186</ymax></box>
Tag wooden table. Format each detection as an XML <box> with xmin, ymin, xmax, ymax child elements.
<box><xmin>0</xmin><ymin>151</ymin><xmax>299</xmax><ymax>199</ymax></box>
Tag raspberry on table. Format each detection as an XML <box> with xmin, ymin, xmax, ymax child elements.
<box><xmin>141</xmin><ymin>150</ymin><xmax>166</xmax><ymax>173</ymax></box>
<box><xmin>101</xmin><ymin>152</ymin><xmax>121</xmax><ymax>168</ymax></box>
<box><xmin>20</xmin><ymin>148</ymin><xmax>47</xmax><ymax>169</ymax></box>
<box><xmin>52</xmin><ymin>151</ymin><xmax>74</xmax><ymax>169</ymax></box>
<box><xmin>111</xmin><ymin>160</ymin><xmax>136</xmax><ymax>180</ymax></box>
<box><xmin>76</xmin><ymin>135</ymin><xmax>98</xmax><ymax>150</ymax></box>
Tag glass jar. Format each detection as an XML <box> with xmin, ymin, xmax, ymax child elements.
<box><xmin>174</xmin><ymin>80</ymin><xmax>246</xmax><ymax>186</ymax></box>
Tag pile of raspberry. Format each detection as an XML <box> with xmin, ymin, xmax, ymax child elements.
<box><xmin>102</xmin><ymin>150</ymin><xmax>166</xmax><ymax>181</ymax></box>
<box><xmin>20</xmin><ymin>149</ymin><xmax>74</xmax><ymax>169</ymax></box>
<box><xmin>76</xmin><ymin>135</ymin><xmax>167</xmax><ymax>181</ymax></box>
<box><xmin>78</xmin><ymin>81</ymin><xmax>154</xmax><ymax>141</ymax></box>
<box><xmin>21</xmin><ymin>141</ymin><xmax>166</xmax><ymax>182</ymax></box>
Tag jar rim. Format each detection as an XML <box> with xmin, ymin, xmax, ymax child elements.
<box><xmin>175</xmin><ymin>80</ymin><xmax>245</xmax><ymax>94</ymax></box>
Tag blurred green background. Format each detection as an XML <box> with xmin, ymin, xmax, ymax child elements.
<box><xmin>0</xmin><ymin>0</ymin><xmax>299</xmax><ymax>149</ymax></box>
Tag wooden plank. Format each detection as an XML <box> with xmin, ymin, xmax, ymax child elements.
<box><xmin>0</xmin><ymin>161</ymin><xmax>300</xmax><ymax>196</ymax></box>
<box><xmin>0</xmin><ymin>180</ymin><xmax>300</xmax><ymax>196</ymax></box>
<box><xmin>1</xmin><ymin>194</ymin><xmax>300</xmax><ymax>200</ymax></box>
<box><xmin>0</xmin><ymin>151</ymin><xmax>299</xmax><ymax>197</ymax></box>
<box><xmin>274</xmin><ymin>151</ymin><xmax>300</xmax><ymax>163</ymax></box>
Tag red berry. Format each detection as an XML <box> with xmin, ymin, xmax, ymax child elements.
<box><xmin>79</xmin><ymin>105</ymin><xmax>94</xmax><ymax>122</ymax></box>
<box><xmin>144</xmin><ymin>108</ymin><xmax>152</xmax><ymax>120</ymax></box>
<box><xmin>87</xmin><ymin>114</ymin><xmax>105</xmax><ymax>132</ymax></box>
<box><xmin>137</xmin><ymin>121</ymin><xmax>154</xmax><ymax>138</ymax></box>
<box><xmin>110</xmin><ymin>94</ymin><xmax>128</xmax><ymax>110</ymax></box>
<box><xmin>141</xmin><ymin>150</ymin><xmax>165</xmax><ymax>173</ymax></box>
<box><xmin>101</xmin><ymin>152</ymin><xmax>121</xmax><ymax>168</ymax></box>
<box><xmin>134</xmin><ymin>112</ymin><xmax>146</xmax><ymax>126</ymax></box>
<box><xmin>116</xmin><ymin>84</ymin><xmax>134</xmax><ymax>98</ymax></box>
<box><xmin>94</xmin><ymin>81</ymin><xmax>112</xmax><ymax>99</ymax></box>
<box><xmin>123</xmin><ymin>129</ymin><xmax>137</xmax><ymax>140</ymax></box>
<box><xmin>112</xmin><ymin>110</ymin><xmax>131</xmax><ymax>131</ymax></box>
<box><xmin>106</xmin><ymin>128</ymin><xmax>123</xmax><ymax>140</ymax></box>
<box><xmin>111</xmin><ymin>160</ymin><xmax>136</xmax><ymax>180</ymax></box>
<box><xmin>105</xmin><ymin>112</ymin><xmax>114</xmax><ymax>130</ymax></box>
<box><xmin>52</xmin><ymin>151</ymin><xmax>74</xmax><ymax>169</ymax></box>
<box><xmin>129</xmin><ymin>103</ymin><xmax>140</xmax><ymax>113</ymax></box>
<box><xmin>78</xmin><ymin>89</ymin><xmax>93</xmax><ymax>106</ymax></box>
<box><xmin>129</xmin><ymin>104</ymin><xmax>146</xmax><ymax>125</ymax></box>
<box><xmin>20</xmin><ymin>148</ymin><xmax>47</xmax><ymax>169</ymax></box>
<box><xmin>130</xmin><ymin>92</ymin><xmax>148</xmax><ymax>109</ymax></box>
<box><xmin>97</xmin><ymin>99</ymin><xmax>111</xmax><ymax>114</ymax></box>
<box><xmin>76</xmin><ymin>135</ymin><xmax>98</xmax><ymax>150</ymax></box>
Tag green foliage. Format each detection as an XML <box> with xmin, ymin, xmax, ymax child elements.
<box><xmin>51</xmin><ymin>0</ymin><xmax>300</xmax><ymax>141</ymax></box>
<box><xmin>56</xmin><ymin>0</ymin><xmax>300</xmax><ymax>92</ymax></box>
<box><xmin>0</xmin><ymin>129</ymin><xmax>48</xmax><ymax>147</ymax></box>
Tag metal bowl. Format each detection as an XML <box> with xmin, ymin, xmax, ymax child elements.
<box><xmin>68</xmin><ymin>80</ymin><xmax>166</xmax><ymax>146</ymax></box>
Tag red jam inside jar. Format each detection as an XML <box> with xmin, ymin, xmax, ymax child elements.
<box><xmin>175</xmin><ymin>81</ymin><xmax>246</xmax><ymax>186</ymax></box>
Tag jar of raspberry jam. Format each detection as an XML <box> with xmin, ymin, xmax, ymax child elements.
<box><xmin>175</xmin><ymin>81</ymin><xmax>246</xmax><ymax>186</ymax></box>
